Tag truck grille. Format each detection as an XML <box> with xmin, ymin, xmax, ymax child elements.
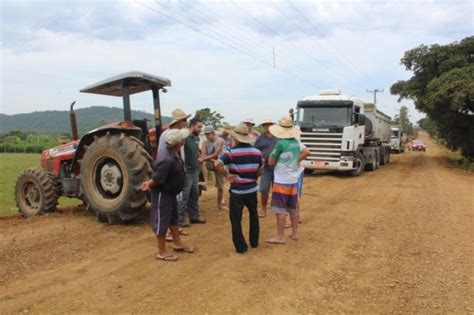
<box><xmin>300</xmin><ymin>132</ymin><xmax>343</xmax><ymax>161</ymax></box>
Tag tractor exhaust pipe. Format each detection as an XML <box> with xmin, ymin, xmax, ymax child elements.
<box><xmin>70</xmin><ymin>101</ymin><xmax>79</xmax><ymax>141</ymax></box>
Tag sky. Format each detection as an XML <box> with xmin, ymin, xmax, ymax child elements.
<box><xmin>1</xmin><ymin>0</ymin><xmax>472</xmax><ymax>124</ymax></box>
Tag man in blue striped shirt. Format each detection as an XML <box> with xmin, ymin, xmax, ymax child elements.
<box><xmin>215</xmin><ymin>123</ymin><xmax>263</xmax><ymax>253</ymax></box>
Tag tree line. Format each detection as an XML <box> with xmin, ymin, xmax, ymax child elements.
<box><xmin>391</xmin><ymin>36</ymin><xmax>473</xmax><ymax>161</ymax></box>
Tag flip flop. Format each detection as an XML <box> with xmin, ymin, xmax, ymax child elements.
<box><xmin>156</xmin><ymin>254</ymin><xmax>178</xmax><ymax>261</ymax></box>
<box><xmin>173</xmin><ymin>246</ymin><xmax>195</xmax><ymax>253</ymax></box>
<box><xmin>289</xmin><ymin>235</ymin><xmax>298</xmax><ymax>241</ymax></box>
<box><xmin>179</xmin><ymin>229</ymin><xmax>189</xmax><ymax>236</ymax></box>
<box><xmin>265</xmin><ymin>238</ymin><xmax>285</xmax><ymax>245</ymax></box>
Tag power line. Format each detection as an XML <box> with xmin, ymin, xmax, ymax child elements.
<box><xmin>182</xmin><ymin>0</ymin><xmax>326</xmax><ymax>86</ymax></box>
<box><xmin>228</xmin><ymin>0</ymin><xmax>344</xmax><ymax>86</ymax></box>
<box><xmin>135</xmin><ymin>0</ymin><xmax>319</xmax><ymax>87</ymax></box>
<box><xmin>286</xmin><ymin>0</ymin><xmax>371</xmax><ymax>83</ymax></box>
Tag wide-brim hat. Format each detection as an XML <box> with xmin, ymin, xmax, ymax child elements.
<box><xmin>170</xmin><ymin>109</ymin><xmax>191</xmax><ymax>126</ymax></box>
<box><xmin>260</xmin><ymin>119</ymin><xmax>275</xmax><ymax>126</ymax></box>
<box><xmin>229</xmin><ymin>123</ymin><xmax>253</xmax><ymax>144</ymax></box>
<box><xmin>219</xmin><ymin>122</ymin><xmax>232</xmax><ymax>133</ymax></box>
<box><xmin>269</xmin><ymin>116</ymin><xmax>300</xmax><ymax>139</ymax></box>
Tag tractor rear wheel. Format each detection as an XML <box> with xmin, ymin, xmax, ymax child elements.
<box><xmin>15</xmin><ymin>168</ymin><xmax>60</xmax><ymax>217</ymax></box>
<box><xmin>79</xmin><ymin>132</ymin><xmax>152</xmax><ymax>224</ymax></box>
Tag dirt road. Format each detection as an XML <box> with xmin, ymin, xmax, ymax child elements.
<box><xmin>0</xmin><ymin>132</ymin><xmax>472</xmax><ymax>314</ymax></box>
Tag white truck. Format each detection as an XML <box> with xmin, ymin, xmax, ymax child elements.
<box><xmin>389</xmin><ymin>126</ymin><xmax>406</xmax><ymax>153</ymax></box>
<box><xmin>293</xmin><ymin>90</ymin><xmax>392</xmax><ymax>176</ymax></box>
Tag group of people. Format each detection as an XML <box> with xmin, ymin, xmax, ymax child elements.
<box><xmin>141</xmin><ymin>108</ymin><xmax>309</xmax><ymax>261</ymax></box>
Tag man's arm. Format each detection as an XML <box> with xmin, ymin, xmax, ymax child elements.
<box><xmin>299</xmin><ymin>146</ymin><xmax>310</xmax><ymax>162</ymax></box>
<box><xmin>204</xmin><ymin>140</ymin><xmax>224</xmax><ymax>161</ymax></box>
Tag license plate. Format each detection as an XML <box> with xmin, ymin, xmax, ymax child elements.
<box><xmin>314</xmin><ymin>161</ymin><xmax>325</xmax><ymax>167</ymax></box>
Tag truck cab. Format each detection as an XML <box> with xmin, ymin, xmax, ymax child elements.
<box><xmin>390</xmin><ymin>127</ymin><xmax>406</xmax><ymax>153</ymax></box>
<box><xmin>294</xmin><ymin>90</ymin><xmax>391</xmax><ymax>176</ymax></box>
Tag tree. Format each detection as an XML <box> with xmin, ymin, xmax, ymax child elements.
<box><xmin>390</xmin><ymin>36</ymin><xmax>474</xmax><ymax>159</ymax></box>
<box><xmin>194</xmin><ymin>108</ymin><xmax>225</xmax><ymax>129</ymax></box>
<box><xmin>391</xmin><ymin>106</ymin><xmax>414</xmax><ymax>136</ymax></box>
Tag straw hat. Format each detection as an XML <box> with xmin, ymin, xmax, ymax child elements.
<box><xmin>169</xmin><ymin>109</ymin><xmax>191</xmax><ymax>126</ymax></box>
<box><xmin>241</xmin><ymin>118</ymin><xmax>255</xmax><ymax>126</ymax></box>
<box><xmin>219</xmin><ymin>122</ymin><xmax>232</xmax><ymax>133</ymax></box>
<box><xmin>165</xmin><ymin>128</ymin><xmax>189</xmax><ymax>146</ymax></box>
<box><xmin>229</xmin><ymin>123</ymin><xmax>253</xmax><ymax>144</ymax></box>
<box><xmin>269</xmin><ymin>116</ymin><xmax>300</xmax><ymax>139</ymax></box>
<box><xmin>260</xmin><ymin>118</ymin><xmax>275</xmax><ymax>126</ymax></box>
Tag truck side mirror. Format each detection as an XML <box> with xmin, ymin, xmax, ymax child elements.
<box><xmin>358</xmin><ymin>114</ymin><xmax>366</xmax><ymax>125</ymax></box>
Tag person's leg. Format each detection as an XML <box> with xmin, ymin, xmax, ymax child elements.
<box><xmin>217</xmin><ymin>187</ymin><xmax>226</xmax><ymax>209</ymax></box>
<box><xmin>178</xmin><ymin>173</ymin><xmax>193</xmax><ymax>227</ymax></box>
<box><xmin>187</xmin><ymin>171</ymin><xmax>202</xmax><ymax>222</ymax></box>
<box><xmin>156</xmin><ymin>193</ymin><xmax>176</xmax><ymax>259</ymax></box>
<box><xmin>201</xmin><ymin>161</ymin><xmax>209</xmax><ymax>185</ymax></box>
<box><xmin>266</xmin><ymin>182</ymin><xmax>289</xmax><ymax>244</ymax></box>
<box><xmin>245</xmin><ymin>192</ymin><xmax>259</xmax><ymax>248</ymax></box>
<box><xmin>259</xmin><ymin>167</ymin><xmax>273</xmax><ymax>217</ymax></box>
<box><xmin>229</xmin><ymin>193</ymin><xmax>248</xmax><ymax>253</ymax></box>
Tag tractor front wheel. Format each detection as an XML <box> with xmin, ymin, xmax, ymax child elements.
<box><xmin>79</xmin><ymin>132</ymin><xmax>152</xmax><ymax>224</ymax></box>
<box><xmin>15</xmin><ymin>168</ymin><xmax>60</xmax><ymax>217</ymax></box>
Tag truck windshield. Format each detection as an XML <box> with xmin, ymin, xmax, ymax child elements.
<box><xmin>299</xmin><ymin>106</ymin><xmax>352</xmax><ymax>127</ymax></box>
<box><xmin>391</xmin><ymin>130</ymin><xmax>399</xmax><ymax>138</ymax></box>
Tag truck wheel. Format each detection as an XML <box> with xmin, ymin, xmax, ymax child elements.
<box><xmin>15</xmin><ymin>168</ymin><xmax>60</xmax><ymax>217</ymax></box>
<box><xmin>304</xmin><ymin>169</ymin><xmax>314</xmax><ymax>175</ymax></box>
<box><xmin>349</xmin><ymin>152</ymin><xmax>365</xmax><ymax>176</ymax></box>
<box><xmin>80</xmin><ymin>132</ymin><xmax>153</xmax><ymax>224</ymax></box>
<box><xmin>366</xmin><ymin>154</ymin><xmax>378</xmax><ymax>171</ymax></box>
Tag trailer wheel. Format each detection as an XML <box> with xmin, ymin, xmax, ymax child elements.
<box><xmin>349</xmin><ymin>152</ymin><xmax>365</xmax><ymax>176</ymax></box>
<box><xmin>80</xmin><ymin>132</ymin><xmax>153</xmax><ymax>223</ymax></box>
<box><xmin>15</xmin><ymin>168</ymin><xmax>60</xmax><ymax>217</ymax></box>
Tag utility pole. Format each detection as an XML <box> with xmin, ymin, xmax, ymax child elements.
<box><xmin>366</xmin><ymin>88</ymin><xmax>384</xmax><ymax>105</ymax></box>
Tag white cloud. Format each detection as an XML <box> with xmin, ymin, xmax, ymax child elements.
<box><xmin>1</xmin><ymin>0</ymin><xmax>472</xmax><ymax>125</ymax></box>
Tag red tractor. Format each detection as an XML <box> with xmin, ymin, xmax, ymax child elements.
<box><xmin>15</xmin><ymin>71</ymin><xmax>170</xmax><ymax>224</ymax></box>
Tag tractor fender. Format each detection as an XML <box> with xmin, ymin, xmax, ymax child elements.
<box><xmin>70</xmin><ymin>126</ymin><xmax>142</xmax><ymax>172</ymax></box>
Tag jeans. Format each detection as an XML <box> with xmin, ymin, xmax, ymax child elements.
<box><xmin>178</xmin><ymin>171</ymin><xmax>200</xmax><ymax>225</ymax></box>
<box><xmin>229</xmin><ymin>192</ymin><xmax>259</xmax><ymax>253</ymax></box>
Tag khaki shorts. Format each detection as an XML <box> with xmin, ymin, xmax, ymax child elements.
<box><xmin>206</xmin><ymin>161</ymin><xmax>225</xmax><ymax>189</ymax></box>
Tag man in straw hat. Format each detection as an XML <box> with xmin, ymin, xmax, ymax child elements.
<box><xmin>254</xmin><ymin>119</ymin><xmax>279</xmax><ymax>218</ymax></box>
<box><xmin>157</xmin><ymin>108</ymin><xmax>191</xmax><ymax>158</ymax></box>
<box><xmin>241</xmin><ymin>118</ymin><xmax>260</xmax><ymax>145</ymax></box>
<box><xmin>215</xmin><ymin>123</ymin><xmax>263</xmax><ymax>254</ymax></box>
<box><xmin>265</xmin><ymin>116</ymin><xmax>302</xmax><ymax>244</ymax></box>
<box><xmin>219</xmin><ymin>122</ymin><xmax>232</xmax><ymax>152</ymax></box>
<box><xmin>141</xmin><ymin>129</ymin><xmax>194</xmax><ymax>262</ymax></box>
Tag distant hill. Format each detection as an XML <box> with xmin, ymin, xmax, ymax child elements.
<box><xmin>0</xmin><ymin>106</ymin><xmax>172</xmax><ymax>135</ymax></box>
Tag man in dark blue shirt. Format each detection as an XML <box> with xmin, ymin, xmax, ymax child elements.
<box><xmin>142</xmin><ymin>129</ymin><xmax>194</xmax><ymax>262</ymax></box>
<box><xmin>254</xmin><ymin>119</ymin><xmax>278</xmax><ymax>218</ymax></box>
<box><xmin>215</xmin><ymin>123</ymin><xmax>263</xmax><ymax>254</ymax></box>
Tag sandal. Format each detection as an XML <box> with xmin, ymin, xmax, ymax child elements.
<box><xmin>156</xmin><ymin>254</ymin><xmax>178</xmax><ymax>261</ymax></box>
<box><xmin>265</xmin><ymin>237</ymin><xmax>285</xmax><ymax>245</ymax></box>
<box><xmin>173</xmin><ymin>246</ymin><xmax>195</xmax><ymax>253</ymax></box>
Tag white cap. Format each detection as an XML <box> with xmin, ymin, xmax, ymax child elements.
<box><xmin>241</xmin><ymin>118</ymin><xmax>255</xmax><ymax>126</ymax></box>
<box><xmin>165</xmin><ymin>129</ymin><xmax>189</xmax><ymax>146</ymax></box>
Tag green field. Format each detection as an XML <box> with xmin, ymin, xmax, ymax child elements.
<box><xmin>0</xmin><ymin>153</ymin><xmax>81</xmax><ymax>216</ymax></box>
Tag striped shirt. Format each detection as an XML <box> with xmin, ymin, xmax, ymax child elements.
<box><xmin>218</xmin><ymin>143</ymin><xmax>263</xmax><ymax>194</ymax></box>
